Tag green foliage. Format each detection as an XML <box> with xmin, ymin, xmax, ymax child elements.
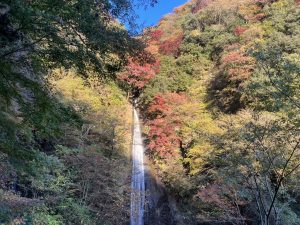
<box><xmin>57</xmin><ymin>198</ymin><xmax>92</xmax><ymax>225</ymax></box>
<box><xmin>31</xmin><ymin>209</ymin><xmax>64</xmax><ymax>225</ymax></box>
<box><xmin>49</xmin><ymin>71</ymin><xmax>132</xmax><ymax>225</ymax></box>
<box><xmin>209</xmin><ymin>111</ymin><xmax>300</xmax><ymax>224</ymax></box>
<box><xmin>246</xmin><ymin>0</ymin><xmax>300</xmax><ymax>114</ymax></box>
<box><xmin>1</xmin><ymin>0</ymin><xmax>146</xmax><ymax>76</ymax></box>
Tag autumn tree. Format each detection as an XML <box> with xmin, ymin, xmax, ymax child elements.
<box><xmin>209</xmin><ymin>48</ymin><xmax>256</xmax><ymax>113</ymax></box>
<box><xmin>146</xmin><ymin>93</ymin><xmax>187</xmax><ymax>158</ymax></box>
<box><xmin>158</xmin><ymin>34</ymin><xmax>184</xmax><ymax>56</ymax></box>
<box><xmin>117</xmin><ymin>57</ymin><xmax>159</xmax><ymax>98</ymax></box>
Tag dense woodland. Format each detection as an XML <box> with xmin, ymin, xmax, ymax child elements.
<box><xmin>0</xmin><ymin>0</ymin><xmax>300</xmax><ymax>225</ymax></box>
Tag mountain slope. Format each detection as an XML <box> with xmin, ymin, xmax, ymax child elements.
<box><xmin>131</xmin><ymin>0</ymin><xmax>300</xmax><ymax>224</ymax></box>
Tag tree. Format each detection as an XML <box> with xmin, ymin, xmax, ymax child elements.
<box><xmin>208</xmin><ymin>48</ymin><xmax>256</xmax><ymax>113</ymax></box>
<box><xmin>159</xmin><ymin>34</ymin><xmax>184</xmax><ymax>56</ymax></box>
<box><xmin>149</xmin><ymin>29</ymin><xmax>164</xmax><ymax>41</ymax></box>
<box><xmin>211</xmin><ymin>111</ymin><xmax>300</xmax><ymax>225</ymax></box>
<box><xmin>146</xmin><ymin>93</ymin><xmax>187</xmax><ymax>158</ymax></box>
<box><xmin>0</xmin><ymin>1</ymin><xmax>158</xmax><ymax>223</ymax></box>
<box><xmin>117</xmin><ymin>57</ymin><xmax>159</xmax><ymax>97</ymax></box>
<box><xmin>246</xmin><ymin>0</ymin><xmax>300</xmax><ymax>113</ymax></box>
<box><xmin>0</xmin><ymin>0</ymin><xmax>149</xmax><ymax>77</ymax></box>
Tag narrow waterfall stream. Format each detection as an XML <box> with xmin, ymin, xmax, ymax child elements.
<box><xmin>131</xmin><ymin>108</ymin><xmax>145</xmax><ymax>225</ymax></box>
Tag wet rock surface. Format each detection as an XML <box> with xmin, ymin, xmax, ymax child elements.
<box><xmin>144</xmin><ymin>158</ymin><xmax>176</xmax><ymax>225</ymax></box>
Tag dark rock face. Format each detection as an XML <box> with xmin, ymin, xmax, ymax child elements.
<box><xmin>0</xmin><ymin>153</ymin><xmax>17</xmax><ymax>190</ymax></box>
<box><xmin>0</xmin><ymin>4</ymin><xmax>19</xmax><ymax>43</ymax></box>
<box><xmin>144</xmin><ymin>158</ymin><xmax>176</xmax><ymax>225</ymax></box>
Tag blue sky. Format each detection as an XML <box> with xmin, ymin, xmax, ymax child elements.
<box><xmin>132</xmin><ymin>0</ymin><xmax>187</xmax><ymax>31</ymax></box>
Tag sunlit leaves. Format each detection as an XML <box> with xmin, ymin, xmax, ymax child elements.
<box><xmin>146</xmin><ymin>93</ymin><xmax>187</xmax><ymax>158</ymax></box>
<box><xmin>117</xmin><ymin>58</ymin><xmax>159</xmax><ymax>91</ymax></box>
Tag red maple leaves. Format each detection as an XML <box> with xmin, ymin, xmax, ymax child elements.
<box><xmin>118</xmin><ymin>59</ymin><xmax>159</xmax><ymax>90</ymax></box>
<box><xmin>146</xmin><ymin>93</ymin><xmax>187</xmax><ymax>158</ymax></box>
<box><xmin>149</xmin><ymin>29</ymin><xmax>164</xmax><ymax>41</ymax></box>
<box><xmin>221</xmin><ymin>50</ymin><xmax>255</xmax><ymax>82</ymax></box>
<box><xmin>158</xmin><ymin>34</ymin><xmax>184</xmax><ymax>56</ymax></box>
<box><xmin>234</xmin><ymin>26</ymin><xmax>247</xmax><ymax>36</ymax></box>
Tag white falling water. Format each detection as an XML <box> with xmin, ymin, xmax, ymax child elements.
<box><xmin>131</xmin><ymin>108</ymin><xmax>145</xmax><ymax>225</ymax></box>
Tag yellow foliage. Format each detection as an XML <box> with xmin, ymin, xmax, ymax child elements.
<box><xmin>189</xmin><ymin>29</ymin><xmax>202</xmax><ymax>39</ymax></box>
<box><xmin>49</xmin><ymin>68</ymin><xmax>132</xmax><ymax>157</ymax></box>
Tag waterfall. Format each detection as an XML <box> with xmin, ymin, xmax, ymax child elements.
<box><xmin>131</xmin><ymin>108</ymin><xmax>145</xmax><ymax>225</ymax></box>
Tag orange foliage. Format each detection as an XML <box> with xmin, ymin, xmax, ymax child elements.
<box><xmin>146</xmin><ymin>44</ymin><xmax>159</xmax><ymax>55</ymax></box>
